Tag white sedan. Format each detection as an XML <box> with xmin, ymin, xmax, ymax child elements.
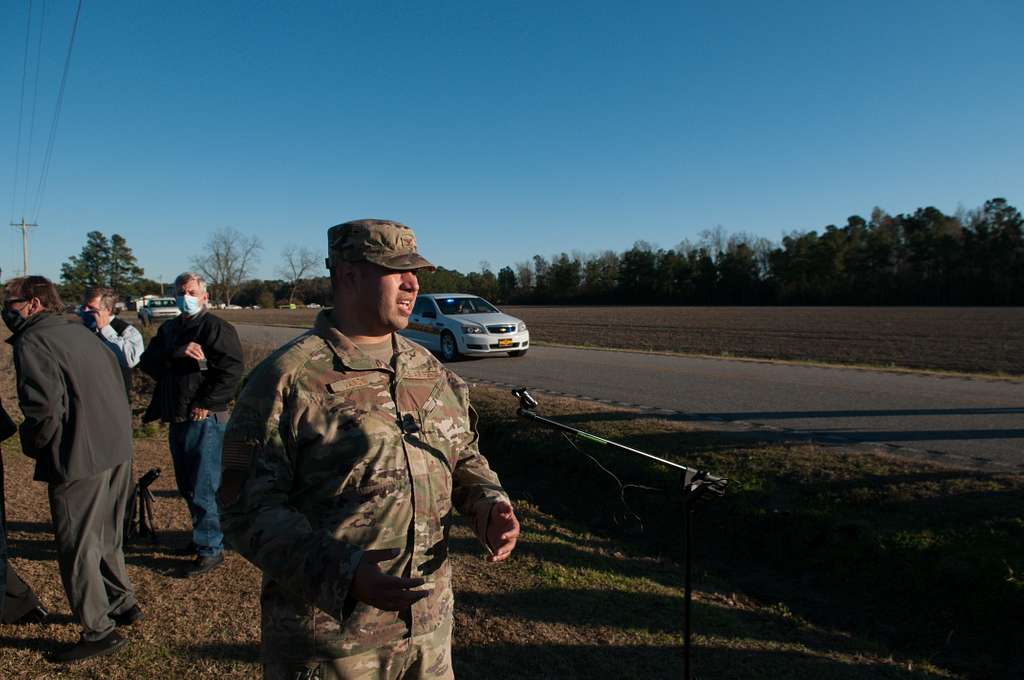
<box><xmin>401</xmin><ymin>293</ymin><xmax>529</xmax><ymax>361</ymax></box>
<box><xmin>138</xmin><ymin>297</ymin><xmax>181</xmax><ymax>325</ymax></box>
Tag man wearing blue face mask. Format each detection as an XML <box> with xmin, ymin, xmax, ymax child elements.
<box><xmin>79</xmin><ymin>287</ymin><xmax>144</xmax><ymax>396</ymax></box>
<box><xmin>139</xmin><ymin>272</ymin><xmax>243</xmax><ymax>577</ymax></box>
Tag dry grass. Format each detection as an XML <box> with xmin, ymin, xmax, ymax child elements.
<box><xmin>1</xmin><ymin>437</ymin><xmax>263</xmax><ymax>678</ymax></box>
<box><xmin>0</xmin><ymin>429</ymin><xmax>962</xmax><ymax>679</ymax></box>
<box><xmin>213</xmin><ymin>306</ymin><xmax>1024</xmax><ymax>375</ymax></box>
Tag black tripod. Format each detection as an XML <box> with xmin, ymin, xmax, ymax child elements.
<box><xmin>512</xmin><ymin>389</ymin><xmax>727</xmax><ymax>680</ymax></box>
<box><xmin>125</xmin><ymin>467</ymin><xmax>162</xmax><ymax>544</ymax></box>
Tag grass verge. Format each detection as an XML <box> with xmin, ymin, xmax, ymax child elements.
<box><xmin>1</xmin><ymin>430</ymin><xmax>963</xmax><ymax>680</ymax></box>
<box><xmin>469</xmin><ymin>388</ymin><xmax>1024</xmax><ymax>679</ymax></box>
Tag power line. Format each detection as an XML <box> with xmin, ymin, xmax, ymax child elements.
<box><xmin>30</xmin><ymin>0</ymin><xmax>83</xmax><ymax>224</ymax></box>
<box><xmin>23</xmin><ymin>0</ymin><xmax>48</xmax><ymax>219</ymax></box>
<box><xmin>8</xmin><ymin>0</ymin><xmax>34</xmax><ymax>225</ymax></box>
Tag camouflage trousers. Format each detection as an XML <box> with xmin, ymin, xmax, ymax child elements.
<box><xmin>264</xmin><ymin>618</ymin><xmax>454</xmax><ymax>680</ymax></box>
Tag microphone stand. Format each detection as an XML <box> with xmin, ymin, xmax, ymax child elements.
<box><xmin>126</xmin><ymin>467</ymin><xmax>162</xmax><ymax>544</ymax></box>
<box><xmin>512</xmin><ymin>389</ymin><xmax>727</xmax><ymax>680</ymax></box>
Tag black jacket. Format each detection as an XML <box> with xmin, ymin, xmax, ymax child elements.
<box><xmin>139</xmin><ymin>310</ymin><xmax>243</xmax><ymax>423</ymax></box>
<box><xmin>7</xmin><ymin>313</ymin><xmax>133</xmax><ymax>483</ymax></box>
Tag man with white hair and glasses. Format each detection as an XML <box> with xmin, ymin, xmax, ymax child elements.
<box><xmin>139</xmin><ymin>272</ymin><xmax>243</xmax><ymax>577</ymax></box>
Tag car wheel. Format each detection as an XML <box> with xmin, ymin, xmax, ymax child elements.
<box><xmin>507</xmin><ymin>349</ymin><xmax>527</xmax><ymax>358</ymax></box>
<box><xmin>440</xmin><ymin>331</ymin><xmax>461</xmax><ymax>362</ymax></box>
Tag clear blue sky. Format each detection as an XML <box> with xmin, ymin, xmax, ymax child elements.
<box><xmin>2</xmin><ymin>0</ymin><xmax>1022</xmax><ymax>284</ymax></box>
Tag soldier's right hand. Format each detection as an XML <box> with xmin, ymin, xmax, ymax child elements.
<box><xmin>351</xmin><ymin>548</ymin><xmax>429</xmax><ymax>611</ymax></box>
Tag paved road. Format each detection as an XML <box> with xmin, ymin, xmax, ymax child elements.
<box><xmin>236</xmin><ymin>324</ymin><xmax>1024</xmax><ymax>471</ymax></box>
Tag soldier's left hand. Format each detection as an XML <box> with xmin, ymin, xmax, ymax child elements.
<box><xmin>486</xmin><ymin>501</ymin><xmax>520</xmax><ymax>563</ymax></box>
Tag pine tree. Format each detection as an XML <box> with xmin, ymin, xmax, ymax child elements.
<box><xmin>60</xmin><ymin>231</ymin><xmax>145</xmax><ymax>300</ymax></box>
<box><xmin>107</xmin><ymin>234</ymin><xmax>145</xmax><ymax>293</ymax></box>
<box><xmin>60</xmin><ymin>231</ymin><xmax>111</xmax><ymax>300</ymax></box>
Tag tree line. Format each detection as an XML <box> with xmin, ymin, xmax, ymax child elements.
<box><xmin>55</xmin><ymin>197</ymin><xmax>1022</xmax><ymax>307</ymax></box>
<box><xmin>418</xmin><ymin>197</ymin><xmax>1022</xmax><ymax>306</ymax></box>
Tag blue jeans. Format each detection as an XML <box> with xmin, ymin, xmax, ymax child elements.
<box><xmin>168</xmin><ymin>419</ymin><xmax>225</xmax><ymax>557</ymax></box>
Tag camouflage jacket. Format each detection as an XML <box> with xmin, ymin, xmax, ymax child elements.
<box><xmin>220</xmin><ymin>310</ymin><xmax>508</xmax><ymax>661</ymax></box>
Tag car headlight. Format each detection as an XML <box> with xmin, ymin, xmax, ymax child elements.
<box><xmin>461</xmin><ymin>324</ymin><xmax>485</xmax><ymax>334</ymax></box>
<box><xmin>519</xmin><ymin>322</ymin><xmax>527</xmax><ymax>332</ymax></box>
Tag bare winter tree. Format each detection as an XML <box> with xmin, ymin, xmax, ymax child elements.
<box><xmin>190</xmin><ymin>227</ymin><xmax>263</xmax><ymax>305</ymax></box>
<box><xmin>278</xmin><ymin>245</ymin><xmax>321</xmax><ymax>305</ymax></box>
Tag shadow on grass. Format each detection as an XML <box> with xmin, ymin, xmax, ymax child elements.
<box><xmin>124</xmin><ymin>551</ymin><xmax>190</xmax><ymax>575</ymax></box>
<box><xmin>6</xmin><ymin>536</ymin><xmax>57</xmax><ymax>562</ymax></box>
<box><xmin>457</xmin><ymin>585</ymin><xmax>691</xmax><ymax>635</ymax></box>
<box><xmin>5</xmin><ymin>520</ymin><xmax>52</xmax><ymax>534</ymax></box>
<box><xmin>449</xmin><ymin>532</ymin><xmax>684</xmax><ymax>594</ymax></box>
<box><xmin>0</xmin><ymin>634</ymin><xmax>59</xmax><ymax>655</ymax></box>
<box><xmin>475</xmin><ymin>405</ymin><xmax>1024</xmax><ymax>679</ymax></box>
<box><xmin>452</xmin><ymin>642</ymin><xmax>952</xmax><ymax>680</ymax></box>
<box><xmin>179</xmin><ymin>641</ymin><xmax>260</xmax><ymax>663</ymax></box>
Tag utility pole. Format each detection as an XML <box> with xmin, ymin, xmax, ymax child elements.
<box><xmin>10</xmin><ymin>217</ymin><xmax>38</xmax><ymax>275</ymax></box>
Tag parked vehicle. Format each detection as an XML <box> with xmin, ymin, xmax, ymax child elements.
<box><xmin>138</xmin><ymin>297</ymin><xmax>181</xmax><ymax>325</ymax></box>
<box><xmin>400</xmin><ymin>293</ymin><xmax>529</xmax><ymax>361</ymax></box>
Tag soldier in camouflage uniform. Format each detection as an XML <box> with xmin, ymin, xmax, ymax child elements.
<box><xmin>219</xmin><ymin>219</ymin><xmax>520</xmax><ymax>680</ymax></box>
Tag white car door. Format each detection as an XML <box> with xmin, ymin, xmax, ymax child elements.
<box><xmin>417</xmin><ymin>298</ymin><xmax>444</xmax><ymax>351</ymax></box>
<box><xmin>407</xmin><ymin>298</ymin><xmax>441</xmax><ymax>350</ymax></box>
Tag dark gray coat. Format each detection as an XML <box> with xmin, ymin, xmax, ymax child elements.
<box><xmin>7</xmin><ymin>313</ymin><xmax>133</xmax><ymax>483</ymax></box>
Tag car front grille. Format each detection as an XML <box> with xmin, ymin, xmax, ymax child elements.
<box><xmin>486</xmin><ymin>324</ymin><xmax>516</xmax><ymax>334</ymax></box>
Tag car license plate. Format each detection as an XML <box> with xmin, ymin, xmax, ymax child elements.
<box><xmin>498</xmin><ymin>338</ymin><xmax>513</xmax><ymax>347</ymax></box>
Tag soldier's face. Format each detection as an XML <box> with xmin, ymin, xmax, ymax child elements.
<box><xmin>351</xmin><ymin>263</ymin><xmax>419</xmax><ymax>335</ymax></box>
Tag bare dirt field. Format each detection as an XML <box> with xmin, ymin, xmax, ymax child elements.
<box><xmin>214</xmin><ymin>306</ymin><xmax>1024</xmax><ymax>375</ymax></box>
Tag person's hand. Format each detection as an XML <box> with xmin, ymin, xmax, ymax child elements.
<box><xmin>174</xmin><ymin>342</ymin><xmax>206</xmax><ymax>361</ymax></box>
<box><xmin>190</xmin><ymin>407</ymin><xmax>209</xmax><ymax>421</ymax></box>
<box><xmin>485</xmin><ymin>501</ymin><xmax>520</xmax><ymax>563</ymax></box>
<box><xmin>350</xmin><ymin>548</ymin><xmax>429</xmax><ymax>611</ymax></box>
<box><xmin>94</xmin><ymin>307</ymin><xmax>111</xmax><ymax>329</ymax></box>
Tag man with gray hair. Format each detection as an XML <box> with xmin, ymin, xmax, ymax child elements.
<box><xmin>139</xmin><ymin>272</ymin><xmax>243</xmax><ymax>577</ymax></box>
<box><xmin>79</xmin><ymin>286</ymin><xmax>144</xmax><ymax>394</ymax></box>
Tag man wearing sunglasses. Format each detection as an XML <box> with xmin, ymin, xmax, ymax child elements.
<box><xmin>3</xmin><ymin>276</ymin><xmax>139</xmax><ymax>663</ymax></box>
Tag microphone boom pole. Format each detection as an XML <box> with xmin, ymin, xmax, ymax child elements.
<box><xmin>512</xmin><ymin>388</ymin><xmax>727</xmax><ymax>680</ymax></box>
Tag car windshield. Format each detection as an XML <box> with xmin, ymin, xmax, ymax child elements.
<box><xmin>150</xmin><ymin>299</ymin><xmax>176</xmax><ymax>307</ymax></box>
<box><xmin>436</xmin><ymin>297</ymin><xmax>498</xmax><ymax>315</ymax></box>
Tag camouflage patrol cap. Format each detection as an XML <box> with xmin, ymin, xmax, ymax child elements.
<box><xmin>326</xmin><ymin>219</ymin><xmax>435</xmax><ymax>271</ymax></box>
